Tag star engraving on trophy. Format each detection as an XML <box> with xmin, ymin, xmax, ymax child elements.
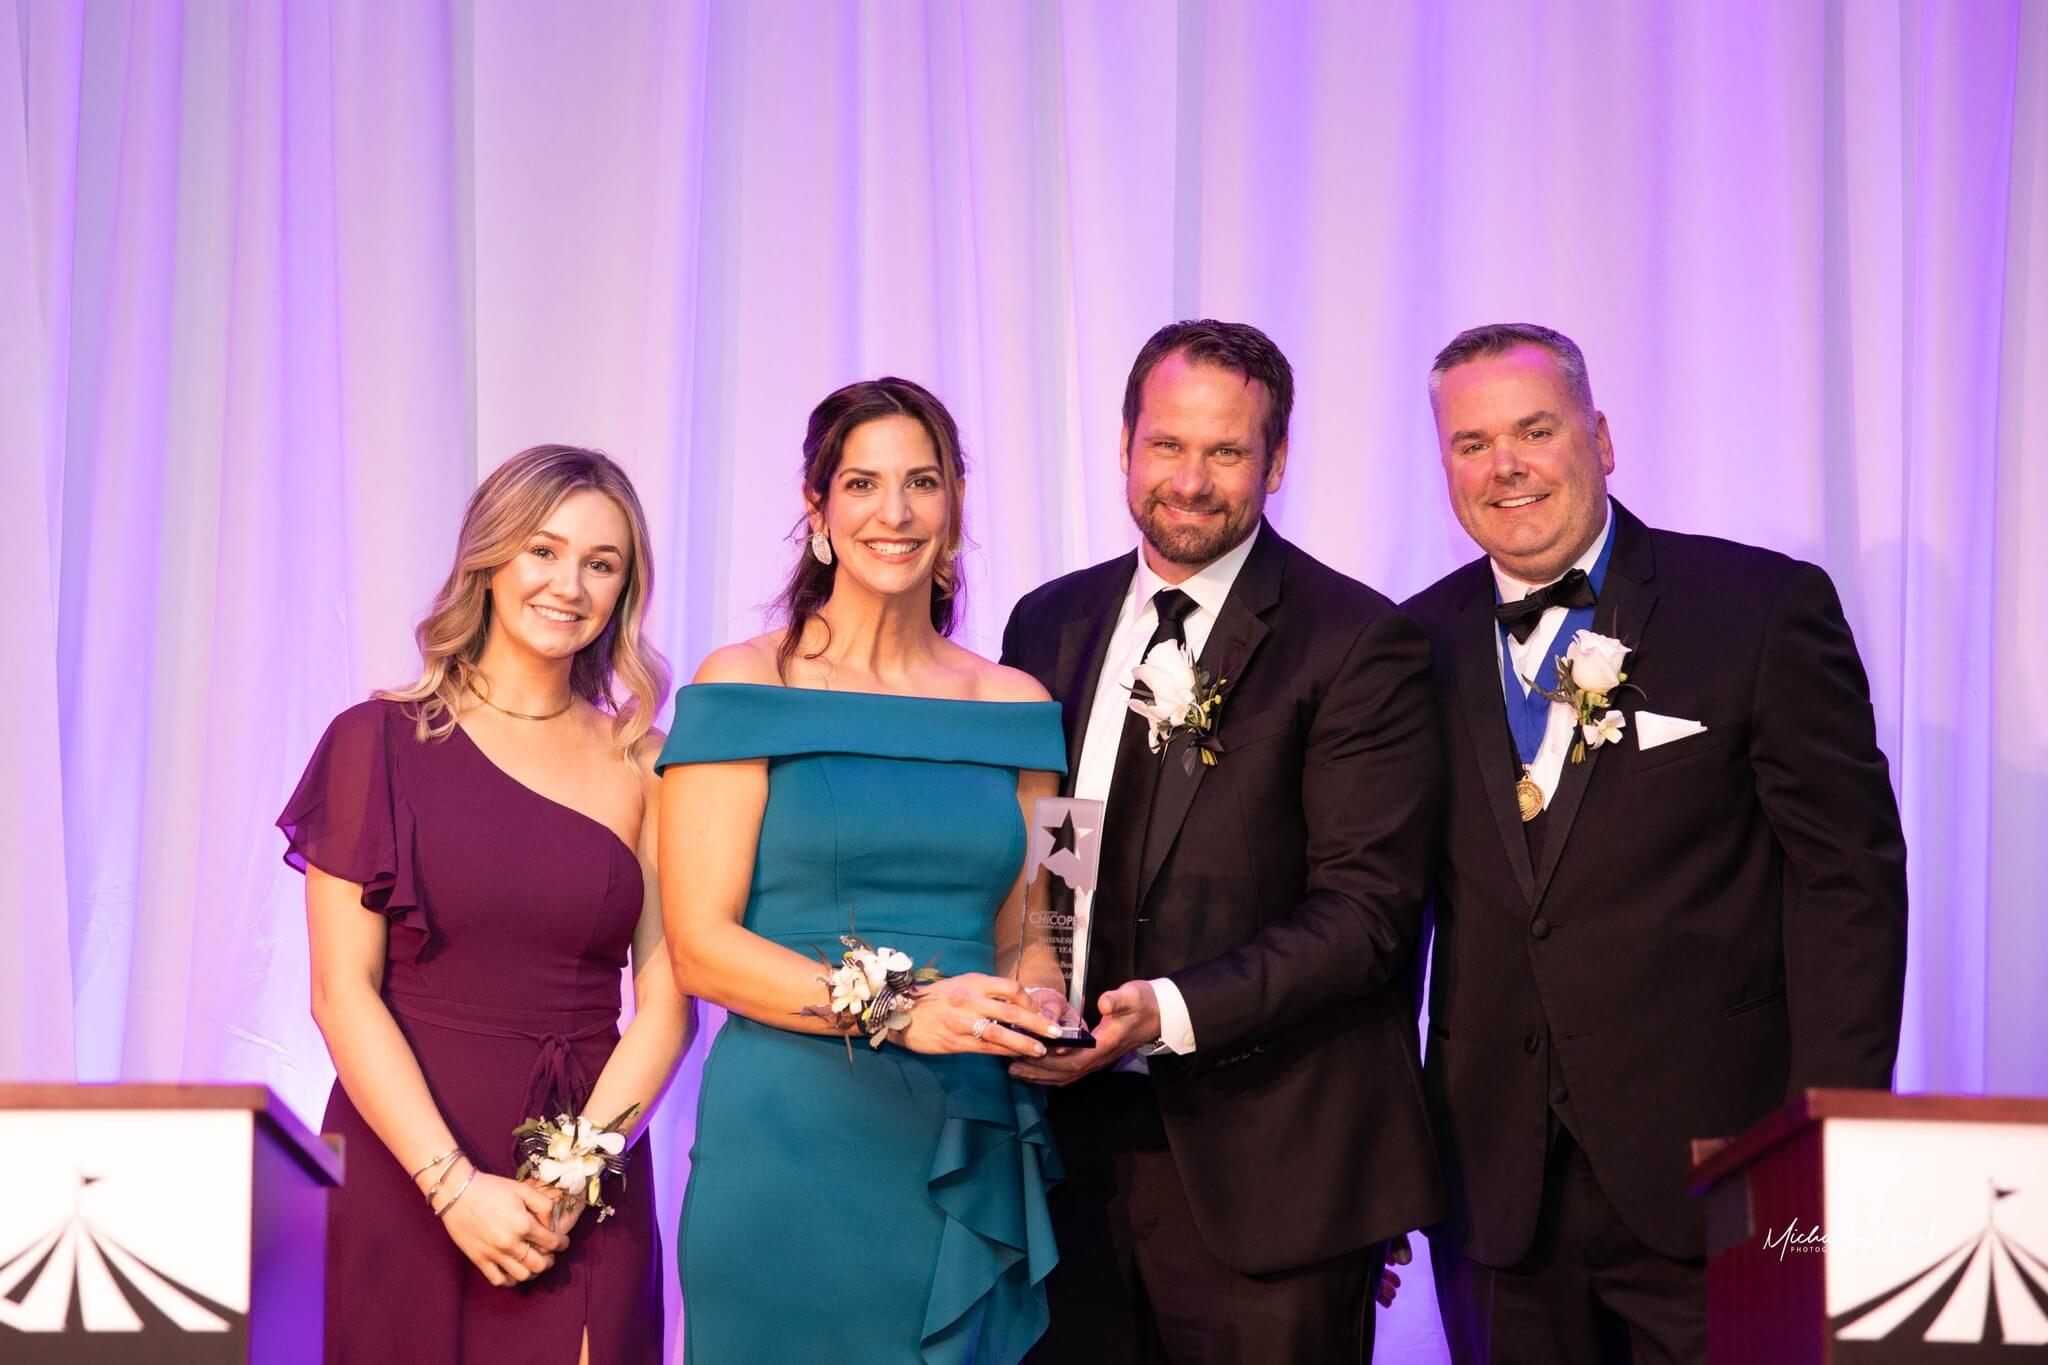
<box><xmin>1045</xmin><ymin>812</ymin><xmax>1079</xmax><ymax>858</ymax></box>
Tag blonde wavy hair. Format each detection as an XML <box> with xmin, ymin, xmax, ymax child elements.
<box><xmin>378</xmin><ymin>445</ymin><xmax>671</xmax><ymax>756</ymax></box>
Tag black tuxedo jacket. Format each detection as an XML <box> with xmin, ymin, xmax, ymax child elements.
<box><xmin>1001</xmin><ymin>523</ymin><xmax>1445</xmax><ymax>1275</ymax></box>
<box><xmin>1403</xmin><ymin>501</ymin><xmax>1908</xmax><ymax>1265</ymax></box>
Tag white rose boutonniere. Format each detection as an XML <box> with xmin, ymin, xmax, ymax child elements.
<box><xmin>1126</xmin><ymin>640</ymin><xmax>1231</xmax><ymax>775</ymax></box>
<box><xmin>1534</xmin><ymin>628</ymin><xmax>1639</xmax><ymax>763</ymax></box>
<box><xmin>1564</xmin><ymin>630</ymin><xmax>1630</xmax><ymax>694</ymax></box>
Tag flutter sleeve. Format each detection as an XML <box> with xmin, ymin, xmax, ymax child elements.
<box><xmin>277</xmin><ymin>700</ymin><xmax>429</xmax><ymax>961</ymax></box>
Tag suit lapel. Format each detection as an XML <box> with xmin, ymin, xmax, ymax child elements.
<box><xmin>1449</xmin><ymin>561</ymin><xmax>1539</xmax><ymax>906</ymax></box>
<box><xmin>1049</xmin><ymin>555</ymin><xmax>1139</xmax><ymax>785</ymax></box>
<box><xmin>1135</xmin><ymin>528</ymin><xmax>1282</xmax><ymax>908</ymax></box>
<box><xmin>1529</xmin><ymin>503</ymin><xmax>1660</xmax><ymax>907</ymax></box>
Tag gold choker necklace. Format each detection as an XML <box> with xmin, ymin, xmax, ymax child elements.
<box><xmin>469</xmin><ymin>684</ymin><xmax>574</xmax><ymax>722</ymax></box>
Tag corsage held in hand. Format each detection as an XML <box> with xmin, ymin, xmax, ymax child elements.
<box><xmin>513</xmin><ymin>1105</ymin><xmax>640</xmax><ymax>1224</ymax></box>
<box><xmin>1126</xmin><ymin>640</ymin><xmax>1231</xmax><ymax>775</ymax></box>
<box><xmin>801</xmin><ymin>932</ymin><xmax>942</xmax><ymax>1055</ymax></box>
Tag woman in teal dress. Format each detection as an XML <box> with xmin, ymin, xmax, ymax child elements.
<box><xmin>657</xmin><ymin>378</ymin><xmax>1076</xmax><ymax>1363</ymax></box>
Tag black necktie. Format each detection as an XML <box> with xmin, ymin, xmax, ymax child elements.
<box><xmin>1493</xmin><ymin>568</ymin><xmax>1597</xmax><ymax>643</ymax></box>
<box><xmin>1086</xmin><ymin>589</ymin><xmax>1199</xmax><ymax>1017</ymax></box>
<box><xmin>1124</xmin><ymin>589</ymin><xmax>1199</xmax><ymax>704</ymax></box>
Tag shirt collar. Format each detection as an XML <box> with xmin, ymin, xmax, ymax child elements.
<box><xmin>1129</xmin><ymin>521</ymin><xmax>1262</xmax><ymax>625</ymax></box>
<box><xmin>1490</xmin><ymin>499</ymin><xmax>1614</xmax><ymax>604</ymax></box>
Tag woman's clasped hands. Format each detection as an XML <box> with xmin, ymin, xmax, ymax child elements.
<box><xmin>421</xmin><ymin>1157</ymin><xmax>571</xmax><ymax>1288</ymax></box>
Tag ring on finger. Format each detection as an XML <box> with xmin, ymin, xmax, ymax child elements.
<box><xmin>970</xmin><ymin>1016</ymin><xmax>993</xmax><ymax>1041</ymax></box>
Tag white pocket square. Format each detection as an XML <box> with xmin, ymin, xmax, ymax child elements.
<box><xmin>1636</xmin><ymin>711</ymin><xmax>1708</xmax><ymax>750</ymax></box>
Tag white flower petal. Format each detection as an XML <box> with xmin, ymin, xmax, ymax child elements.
<box><xmin>1582</xmin><ymin>709</ymin><xmax>1627</xmax><ymax>748</ymax></box>
<box><xmin>1564</xmin><ymin>631</ymin><xmax>1630</xmax><ymax>694</ymax></box>
<box><xmin>1140</xmin><ymin>639</ymin><xmax>1195</xmax><ymax>671</ymax></box>
<box><xmin>1127</xmin><ymin>663</ymin><xmax>1179</xmax><ymax>702</ymax></box>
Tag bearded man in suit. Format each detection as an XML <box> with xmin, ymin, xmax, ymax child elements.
<box><xmin>1403</xmin><ymin>322</ymin><xmax>1908</xmax><ymax>1363</ymax></box>
<box><xmin>1001</xmin><ymin>319</ymin><xmax>1443</xmax><ymax>1364</ymax></box>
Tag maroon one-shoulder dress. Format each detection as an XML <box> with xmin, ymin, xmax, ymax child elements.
<box><xmin>279</xmin><ymin>699</ymin><xmax>660</xmax><ymax>1364</ymax></box>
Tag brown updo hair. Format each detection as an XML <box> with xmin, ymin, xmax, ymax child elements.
<box><xmin>774</xmin><ymin>378</ymin><xmax>968</xmax><ymax>680</ymax></box>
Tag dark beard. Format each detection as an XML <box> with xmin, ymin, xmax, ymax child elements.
<box><xmin>1132</xmin><ymin>492</ymin><xmax>1258</xmax><ymax>567</ymax></box>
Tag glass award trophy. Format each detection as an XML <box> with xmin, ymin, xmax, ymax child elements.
<box><xmin>1018</xmin><ymin>795</ymin><xmax>1106</xmax><ymax>1048</ymax></box>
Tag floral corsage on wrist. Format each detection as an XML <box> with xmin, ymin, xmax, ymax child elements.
<box><xmin>801</xmin><ymin>934</ymin><xmax>942</xmax><ymax>1054</ymax></box>
<box><xmin>1533</xmin><ymin>629</ymin><xmax>1638</xmax><ymax>763</ymax></box>
<box><xmin>1127</xmin><ymin>641</ymin><xmax>1231</xmax><ymax>775</ymax></box>
<box><xmin>512</xmin><ymin>1105</ymin><xmax>639</xmax><ymax>1224</ymax></box>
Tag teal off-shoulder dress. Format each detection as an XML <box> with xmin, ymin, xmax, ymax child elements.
<box><xmin>655</xmin><ymin>683</ymin><xmax>1066</xmax><ymax>1365</ymax></box>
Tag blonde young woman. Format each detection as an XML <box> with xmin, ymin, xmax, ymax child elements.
<box><xmin>279</xmin><ymin>446</ymin><xmax>689</xmax><ymax>1364</ymax></box>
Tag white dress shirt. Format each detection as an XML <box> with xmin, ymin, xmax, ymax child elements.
<box><xmin>1067</xmin><ymin>524</ymin><xmax>1263</xmax><ymax>1057</ymax></box>
<box><xmin>1490</xmin><ymin>501</ymin><xmax>1615</xmax><ymax>809</ymax></box>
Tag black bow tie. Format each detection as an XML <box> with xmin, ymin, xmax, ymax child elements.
<box><xmin>1493</xmin><ymin>568</ymin><xmax>1597</xmax><ymax>643</ymax></box>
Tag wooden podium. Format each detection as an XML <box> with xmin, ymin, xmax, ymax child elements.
<box><xmin>1690</xmin><ymin>1089</ymin><xmax>2048</xmax><ymax>1364</ymax></box>
<box><xmin>0</xmin><ymin>1083</ymin><xmax>342</xmax><ymax>1364</ymax></box>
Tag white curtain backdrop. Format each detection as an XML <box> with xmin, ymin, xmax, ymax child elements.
<box><xmin>6</xmin><ymin>2</ymin><xmax>2044</xmax><ymax>1358</ymax></box>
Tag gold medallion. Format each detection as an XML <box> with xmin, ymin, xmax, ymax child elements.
<box><xmin>1515</xmin><ymin>770</ymin><xmax>1544</xmax><ymax>822</ymax></box>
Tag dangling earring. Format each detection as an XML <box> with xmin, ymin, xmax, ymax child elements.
<box><xmin>809</xmin><ymin>529</ymin><xmax>833</xmax><ymax>566</ymax></box>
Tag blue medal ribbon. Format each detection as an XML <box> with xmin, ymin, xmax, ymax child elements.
<box><xmin>1497</xmin><ymin>529</ymin><xmax>1616</xmax><ymax>766</ymax></box>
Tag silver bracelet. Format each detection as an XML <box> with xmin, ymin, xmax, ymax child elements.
<box><xmin>408</xmin><ymin>1146</ymin><xmax>460</xmax><ymax>1183</ymax></box>
<box><xmin>424</xmin><ymin>1153</ymin><xmax>469</xmax><ymax>1203</ymax></box>
<box><xmin>433</xmin><ymin>1167</ymin><xmax>478</xmax><ymax>1219</ymax></box>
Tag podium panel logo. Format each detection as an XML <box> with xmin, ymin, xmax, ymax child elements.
<box><xmin>1821</xmin><ymin>1119</ymin><xmax>2048</xmax><ymax>1359</ymax></box>
<box><xmin>0</xmin><ymin>1111</ymin><xmax>251</xmax><ymax>1364</ymax></box>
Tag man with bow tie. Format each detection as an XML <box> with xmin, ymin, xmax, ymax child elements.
<box><xmin>1402</xmin><ymin>323</ymin><xmax>1909</xmax><ymax>1363</ymax></box>
<box><xmin>1001</xmin><ymin>319</ymin><xmax>1444</xmax><ymax>1362</ymax></box>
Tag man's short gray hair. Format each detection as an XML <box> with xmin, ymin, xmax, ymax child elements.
<box><xmin>1427</xmin><ymin>323</ymin><xmax>1596</xmax><ymax>418</ymax></box>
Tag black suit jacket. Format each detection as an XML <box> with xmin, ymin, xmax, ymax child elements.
<box><xmin>1002</xmin><ymin>523</ymin><xmax>1446</xmax><ymax>1275</ymax></box>
<box><xmin>1403</xmin><ymin>501</ymin><xmax>1908</xmax><ymax>1265</ymax></box>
